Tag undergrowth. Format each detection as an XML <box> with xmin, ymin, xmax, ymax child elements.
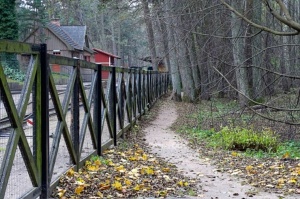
<box><xmin>184</xmin><ymin>125</ymin><xmax>300</xmax><ymax>159</ymax></box>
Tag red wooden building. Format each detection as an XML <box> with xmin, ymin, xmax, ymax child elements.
<box><xmin>93</xmin><ymin>48</ymin><xmax>121</xmax><ymax>79</ymax></box>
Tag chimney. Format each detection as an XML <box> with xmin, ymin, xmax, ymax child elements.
<box><xmin>51</xmin><ymin>18</ymin><xmax>60</xmax><ymax>26</ymax></box>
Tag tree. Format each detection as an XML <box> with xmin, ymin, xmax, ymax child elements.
<box><xmin>0</xmin><ymin>0</ymin><xmax>18</xmax><ymax>40</ymax></box>
<box><xmin>141</xmin><ymin>0</ymin><xmax>158</xmax><ymax>71</ymax></box>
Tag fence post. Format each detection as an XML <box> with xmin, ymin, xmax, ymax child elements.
<box><xmin>133</xmin><ymin>69</ymin><xmax>137</xmax><ymax>120</ymax></box>
<box><xmin>111</xmin><ymin>67</ymin><xmax>117</xmax><ymax>146</ymax></box>
<box><xmin>138</xmin><ymin>69</ymin><xmax>142</xmax><ymax>115</ymax></box>
<box><xmin>120</xmin><ymin>70</ymin><xmax>125</xmax><ymax>139</ymax></box>
<box><xmin>40</xmin><ymin>43</ymin><xmax>49</xmax><ymax>199</ymax></box>
<box><xmin>72</xmin><ymin>59</ymin><xmax>80</xmax><ymax>170</ymax></box>
<box><xmin>95</xmin><ymin>64</ymin><xmax>102</xmax><ymax>155</ymax></box>
<box><xmin>147</xmin><ymin>71</ymin><xmax>150</xmax><ymax>108</ymax></box>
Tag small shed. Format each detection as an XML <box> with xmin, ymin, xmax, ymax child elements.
<box><xmin>93</xmin><ymin>48</ymin><xmax>121</xmax><ymax>79</ymax></box>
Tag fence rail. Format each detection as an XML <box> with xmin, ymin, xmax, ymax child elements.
<box><xmin>0</xmin><ymin>40</ymin><xmax>169</xmax><ymax>199</ymax></box>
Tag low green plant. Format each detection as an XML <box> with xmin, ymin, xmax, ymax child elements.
<box><xmin>275</xmin><ymin>141</ymin><xmax>300</xmax><ymax>158</ymax></box>
<box><xmin>244</xmin><ymin>141</ymin><xmax>300</xmax><ymax>159</ymax></box>
<box><xmin>90</xmin><ymin>155</ymin><xmax>109</xmax><ymax>165</ymax></box>
<box><xmin>4</xmin><ymin>66</ymin><xmax>25</xmax><ymax>81</ymax></box>
<box><xmin>209</xmin><ymin>126</ymin><xmax>279</xmax><ymax>152</ymax></box>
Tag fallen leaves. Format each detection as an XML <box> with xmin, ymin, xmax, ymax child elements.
<box><xmin>213</xmin><ymin>150</ymin><xmax>300</xmax><ymax>195</ymax></box>
<box><xmin>52</xmin><ymin>143</ymin><xmax>197</xmax><ymax>198</ymax></box>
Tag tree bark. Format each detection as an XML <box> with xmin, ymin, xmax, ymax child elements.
<box><xmin>142</xmin><ymin>0</ymin><xmax>158</xmax><ymax>71</ymax></box>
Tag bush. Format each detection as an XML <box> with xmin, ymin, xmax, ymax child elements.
<box><xmin>4</xmin><ymin>66</ymin><xmax>25</xmax><ymax>81</ymax></box>
<box><xmin>209</xmin><ymin>126</ymin><xmax>279</xmax><ymax>152</ymax></box>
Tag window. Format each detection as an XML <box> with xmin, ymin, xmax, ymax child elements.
<box><xmin>84</xmin><ymin>56</ymin><xmax>90</xmax><ymax>62</ymax></box>
<box><xmin>53</xmin><ymin>50</ymin><xmax>61</xmax><ymax>55</ymax></box>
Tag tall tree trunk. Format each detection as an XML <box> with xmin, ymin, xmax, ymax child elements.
<box><xmin>142</xmin><ymin>0</ymin><xmax>158</xmax><ymax>70</ymax></box>
<box><xmin>231</xmin><ymin>1</ymin><xmax>250</xmax><ymax>106</ymax></box>
<box><xmin>164</xmin><ymin>0</ymin><xmax>181</xmax><ymax>101</ymax></box>
<box><xmin>244</xmin><ymin>0</ymin><xmax>253</xmax><ymax>99</ymax></box>
<box><xmin>252</xmin><ymin>0</ymin><xmax>264</xmax><ymax>99</ymax></box>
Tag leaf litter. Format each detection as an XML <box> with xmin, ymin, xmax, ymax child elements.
<box><xmin>173</xmin><ymin>101</ymin><xmax>300</xmax><ymax>197</ymax></box>
<box><xmin>52</xmin><ymin>143</ymin><xmax>198</xmax><ymax>198</ymax></box>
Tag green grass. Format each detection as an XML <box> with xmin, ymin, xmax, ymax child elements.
<box><xmin>89</xmin><ymin>155</ymin><xmax>109</xmax><ymax>165</ymax></box>
<box><xmin>185</xmin><ymin>125</ymin><xmax>300</xmax><ymax>159</ymax></box>
<box><xmin>244</xmin><ymin>141</ymin><xmax>300</xmax><ymax>159</ymax></box>
<box><xmin>209</xmin><ymin>126</ymin><xmax>279</xmax><ymax>152</ymax></box>
<box><xmin>52</xmin><ymin>72</ymin><xmax>69</xmax><ymax>79</ymax></box>
<box><xmin>178</xmin><ymin>97</ymin><xmax>300</xmax><ymax>159</ymax></box>
<box><xmin>7</xmin><ymin>78</ymin><xmax>23</xmax><ymax>83</ymax></box>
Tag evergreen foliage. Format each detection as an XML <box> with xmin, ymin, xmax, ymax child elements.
<box><xmin>0</xmin><ymin>0</ymin><xmax>18</xmax><ymax>40</ymax></box>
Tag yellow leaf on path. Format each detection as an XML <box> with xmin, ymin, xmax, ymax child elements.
<box><xmin>129</xmin><ymin>156</ymin><xmax>138</xmax><ymax>161</ymax></box>
<box><xmin>246</xmin><ymin>165</ymin><xmax>253</xmax><ymax>171</ymax></box>
<box><xmin>231</xmin><ymin>151</ymin><xmax>239</xmax><ymax>157</ymax></box>
<box><xmin>94</xmin><ymin>159</ymin><xmax>101</xmax><ymax>166</ymax></box>
<box><xmin>96</xmin><ymin>191</ymin><xmax>104</xmax><ymax>198</ymax></box>
<box><xmin>115</xmin><ymin>165</ymin><xmax>126</xmax><ymax>173</ymax></box>
<box><xmin>66</xmin><ymin>168</ymin><xmax>74</xmax><ymax>177</ymax></box>
<box><xmin>141</xmin><ymin>167</ymin><xmax>154</xmax><ymax>175</ymax></box>
<box><xmin>162</xmin><ymin>168</ymin><xmax>170</xmax><ymax>172</ymax></box>
<box><xmin>87</xmin><ymin>164</ymin><xmax>99</xmax><ymax>172</ymax></box>
<box><xmin>282</xmin><ymin>152</ymin><xmax>290</xmax><ymax>159</ymax></box>
<box><xmin>56</xmin><ymin>188</ymin><xmax>66</xmax><ymax>198</ymax></box>
<box><xmin>99</xmin><ymin>182</ymin><xmax>110</xmax><ymax>190</ymax></box>
<box><xmin>289</xmin><ymin>178</ymin><xmax>297</xmax><ymax>184</ymax></box>
<box><xmin>158</xmin><ymin>190</ymin><xmax>168</xmax><ymax>197</ymax></box>
<box><xmin>75</xmin><ymin>185</ymin><xmax>84</xmax><ymax>195</ymax></box>
<box><xmin>291</xmin><ymin>167</ymin><xmax>300</xmax><ymax>176</ymax></box>
<box><xmin>112</xmin><ymin>180</ymin><xmax>123</xmax><ymax>191</ymax></box>
<box><xmin>107</xmin><ymin>159</ymin><xmax>115</xmax><ymax>167</ymax></box>
<box><xmin>278</xmin><ymin>178</ymin><xmax>285</xmax><ymax>185</ymax></box>
<box><xmin>85</xmin><ymin>160</ymin><xmax>92</xmax><ymax>166</ymax></box>
<box><xmin>142</xmin><ymin>153</ymin><xmax>148</xmax><ymax>161</ymax></box>
<box><xmin>178</xmin><ymin>181</ymin><xmax>184</xmax><ymax>187</ymax></box>
<box><xmin>133</xmin><ymin>184</ymin><xmax>143</xmax><ymax>191</ymax></box>
<box><xmin>177</xmin><ymin>180</ymin><xmax>189</xmax><ymax>187</ymax></box>
<box><xmin>124</xmin><ymin>179</ymin><xmax>132</xmax><ymax>186</ymax></box>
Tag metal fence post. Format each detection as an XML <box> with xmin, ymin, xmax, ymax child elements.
<box><xmin>138</xmin><ymin>69</ymin><xmax>142</xmax><ymax>115</ymax></box>
<box><xmin>111</xmin><ymin>67</ymin><xmax>117</xmax><ymax>146</ymax></box>
<box><xmin>72</xmin><ymin>59</ymin><xmax>80</xmax><ymax>170</ymax></box>
<box><xmin>147</xmin><ymin>71</ymin><xmax>150</xmax><ymax>108</ymax></box>
<box><xmin>95</xmin><ymin>64</ymin><xmax>102</xmax><ymax>155</ymax></box>
<box><xmin>40</xmin><ymin>43</ymin><xmax>49</xmax><ymax>199</ymax></box>
<box><xmin>133</xmin><ymin>70</ymin><xmax>137</xmax><ymax>120</ymax></box>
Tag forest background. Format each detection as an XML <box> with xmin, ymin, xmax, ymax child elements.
<box><xmin>2</xmin><ymin>0</ymin><xmax>300</xmax><ymax>139</ymax></box>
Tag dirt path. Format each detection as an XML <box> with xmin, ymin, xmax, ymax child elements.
<box><xmin>143</xmin><ymin>100</ymin><xmax>297</xmax><ymax>199</ymax></box>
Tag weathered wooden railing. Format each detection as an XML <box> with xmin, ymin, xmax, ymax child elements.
<box><xmin>0</xmin><ymin>40</ymin><xmax>169</xmax><ymax>199</ymax></box>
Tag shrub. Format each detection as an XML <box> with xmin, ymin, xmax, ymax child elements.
<box><xmin>209</xmin><ymin>126</ymin><xmax>279</xmax><ymax>152</ymax></box>
<box><xmin>4</xmin><ymin>66</ymin><xmax>25</xmax><ymax>81</ymax></box>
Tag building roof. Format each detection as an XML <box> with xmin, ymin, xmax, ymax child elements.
<box><xmin>47</xmin><ymin>23</ymin><xmax>91</xmax><ymax>52</ymax></box>
<box><xmin>93</xmin><ymin>48</ymin><xmax>121</xmax><ymax>59</ymax></box>
<box><xmin>60</xmin><ymin>26</ymin><xmax>86</xmax><ymax>50</ymax></box>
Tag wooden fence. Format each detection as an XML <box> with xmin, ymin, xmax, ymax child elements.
<box><xmin>0</xmin><ymin>40</ymin><xmax>169</xmax><ymax>198</ymax></box>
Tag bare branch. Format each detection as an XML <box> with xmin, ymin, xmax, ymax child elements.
<box><xmin>219</xmin><ymin>0</ymin><xmax>299</xmax><ymax>36</ymax></box>
<box><xmin>265</xmin><ymin>0</ymin><xmax>300</xmax><ymax>32</ymax></box>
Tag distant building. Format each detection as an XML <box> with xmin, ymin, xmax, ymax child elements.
<box><xmin>23</xmin><ymin>19</ymin><xmax>94</xmax><ymax>82</ymax></box>
<box><xmin>93</xmin><ymin>48</ymin><xmax>120</xmax><ymax>79</ymax></box>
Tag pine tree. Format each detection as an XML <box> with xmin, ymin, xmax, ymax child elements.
<box><xmin>0</xmin><ymin>0</ymin><xmax>20</xmax><ymax>72</ymax></box>
<box><xmin>0</xmin><ymin>0</ymin><xmax>18</xmax><ymax>40</ymax></box>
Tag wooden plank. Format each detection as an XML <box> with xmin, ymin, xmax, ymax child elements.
<box><xmin>0</xmin><ymin>39</ymin><xmax>39</xmax><ymax>54</ymax></box>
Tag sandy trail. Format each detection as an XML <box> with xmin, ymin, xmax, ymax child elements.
<box><xmin>143</xmin><ymin>100</ymin><xmax>297</xmax><ymax>199</ymax></box>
